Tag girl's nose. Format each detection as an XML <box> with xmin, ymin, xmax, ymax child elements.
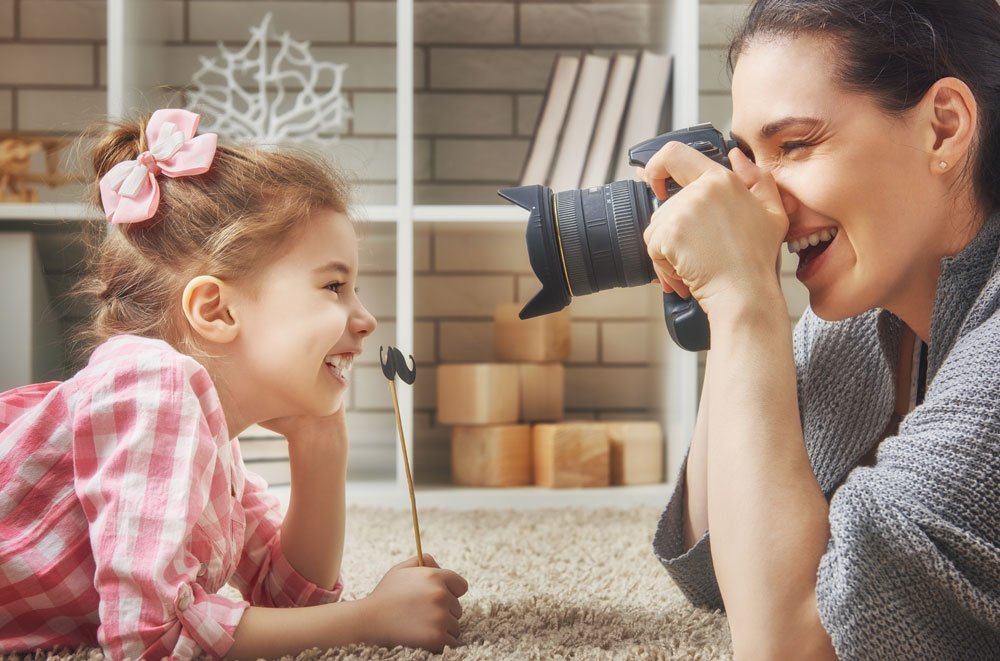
<box><xmin>353</xmin><ymin>300</ymin><xmax>377</xmax><ymax>336</ymax></box>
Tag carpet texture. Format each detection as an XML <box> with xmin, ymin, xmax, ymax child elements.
<box><xmin>6</xmin><ymin>506</ymin><xmax>732</xmax><ymax>660</ymax></box>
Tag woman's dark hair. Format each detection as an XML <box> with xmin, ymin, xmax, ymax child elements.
<box><xmin>728</xmin><ymin>0</ymin><xmax>1000</xmax><ymax>214</ymax></box>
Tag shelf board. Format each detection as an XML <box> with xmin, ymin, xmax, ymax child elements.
<box><xmin>0</xmin><ymin>203</ymin><xmax>99</xmax><ymax>223</ymax></box>
<box><xmin>268</xmin><ymin>481</ymin><xmax>674</xmax><ymax>512</ymax></box>
<box><xmin>356</xmin><ymin>205</ymin><xmax>527</xmax><ymax>224</ymax></box>
<box><xmin>0</xmin><ymin>203</ymin><xmax>527</xmax><ymax>225</ymax></box>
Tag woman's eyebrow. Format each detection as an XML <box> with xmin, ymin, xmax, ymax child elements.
<box><xmin>731</xmin><ymin>116</ymin><xmax>825</xmax><ymax>145</ymax></box>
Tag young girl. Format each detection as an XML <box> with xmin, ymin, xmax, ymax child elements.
<box><xmin>0</xmin><ymin>109</ymin><xmax>468</xmax><ymax>659</ymax></box>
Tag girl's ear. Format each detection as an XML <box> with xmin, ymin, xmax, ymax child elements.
<box><xmin>182</xmin><ymin>275</ymin><xmax>240</xmax><ymax>344</ymax></box>
<box><xmin>921</xmin><ymin>76</ymin><xmax>977</xmax><ymax>175</ymax></box>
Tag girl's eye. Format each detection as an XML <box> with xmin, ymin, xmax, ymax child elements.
<box><xmin>325</xmin><ymin>282</ymin><xmax>345</xmax><ymax>294</ymax></box>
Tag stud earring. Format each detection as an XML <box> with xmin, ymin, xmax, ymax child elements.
<box><xmin>939</xmin><ymin>161</ymin><xmax>949</xmax><ymax>170</ymax></box>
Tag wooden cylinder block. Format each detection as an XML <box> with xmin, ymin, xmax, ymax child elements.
<box><xmin>494</xmin><ymin>303</ymin><xmax>570</xmax><ymax>362</ymax></box>
<box><xmin>436</xmin><ymin>363</ymin><xmax>520</xmax><ymax>425</ymax></box>
<box><xmin>532</xmin><ymin>423</ymin><xmax>610</xmax><ymax>488</ymax></box>
<box><xmin>451</xmin><ymin>425</ymin><xmax>533</xmax><ymax>487</ymax></box>
<box><xmin>518</xmin><ymin>363</ymin><xmax>564</xmax><ymax>422</ymax></box>
<box><xmin>605</xmin><ymin>421</ymin><xmax>664</xmax><ymax>485</ymax></box>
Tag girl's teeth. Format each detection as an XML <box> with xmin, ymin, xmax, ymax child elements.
<box><xmin>324</xmin><ymin>354</ymin><xmax>354</xmax><ymax>375</ymax></box>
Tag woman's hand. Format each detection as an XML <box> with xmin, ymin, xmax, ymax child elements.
<box><xmin>637</xmin><ymin>142</ymin><xmax>789</xmax><ymax>320</ymax></box>
<box><xmin>361</xmin><ymin>554</ymin><xmax>470</xmax><ymax>652</ymax></box>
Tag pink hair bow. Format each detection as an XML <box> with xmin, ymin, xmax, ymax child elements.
<box><xmin>98</xmin><ymin>109</ymin><xmax>218</xmax><ymax>225</ymax></box>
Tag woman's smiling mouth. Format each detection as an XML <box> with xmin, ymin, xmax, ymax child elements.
<box><xmin>787</xmin><ymin>227</ymin><xmax>838</xmax><ymax>280</ymax></box>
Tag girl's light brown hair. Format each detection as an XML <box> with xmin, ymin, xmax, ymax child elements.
<box><xmin>73</xmin><ymin>113</ymin><xmax>354</xmax><ymax>360</ymax></box>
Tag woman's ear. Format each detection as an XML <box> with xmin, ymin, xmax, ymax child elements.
<box><xmin>921</xmin><ymin>76</ymin><xmax>977</xmax><ymax>175</ymax></box>
<box><xmin>182</xmin><ymin>275</ymin><xmax>240</xmax><ymax>344</ymax></box>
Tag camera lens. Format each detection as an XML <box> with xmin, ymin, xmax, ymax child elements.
<box><xmin>556</xmin><ymin>180</ymin><xmax>658</xmax><ymax>297</ymax></box>
<box><xmin>497</xmin><ymin>180</ymin><xmax>657</xmax><ymax>319</ymax></box>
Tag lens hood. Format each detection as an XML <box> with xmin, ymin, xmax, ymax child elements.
<box><xmin>497</xmin><ymin>185</ymin><xmax>571</xmax><ymax>319</ymax></box>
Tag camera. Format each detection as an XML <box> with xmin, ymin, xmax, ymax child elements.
<box><xmin>498</xmin><ymin>123</ymin><xmax>737</xmax><ymax>352</ymax></box>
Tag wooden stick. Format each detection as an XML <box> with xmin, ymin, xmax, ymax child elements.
<box><xmin>389</xmin><ymin>380</ymin><xmax>424</xmax><ymax>566</ymax></box>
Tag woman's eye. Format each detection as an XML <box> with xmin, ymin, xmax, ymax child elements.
<box><xmin>780</xmin><ymin>141</ymin><xmax>812</xmax><ymax>154</ymax></box>
<box><xmin>325</xmin><ymin>282</ymin><xmax>345</xmax><ymax>294</ymax></box>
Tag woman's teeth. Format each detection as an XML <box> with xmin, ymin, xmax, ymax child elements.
<box><xmin>325</xmin><ymin>354</ymin><xmax>354</xmax><ymax>379</ymax></box>
<box><xmin>787</xmin><ymin>227</ymin><xmax>838</xmax><ymax>253</ymax></box>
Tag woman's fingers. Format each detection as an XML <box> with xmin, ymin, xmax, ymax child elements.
<box><xmin>729</xmin><ymin>147</ymin><xmax>784</xmax><ymax>214</ymax></box>
<box><xmin>643</xmin><ymin>141</ymin><xmax>727</xmax><ymax>195</ymax></box>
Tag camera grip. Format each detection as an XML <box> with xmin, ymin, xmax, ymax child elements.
<box><xmin>663</xmin><ymin>292</ymin><xmax>710</xmax><ymax>351</ymax></box>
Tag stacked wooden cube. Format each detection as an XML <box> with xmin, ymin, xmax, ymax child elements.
<box><xmin>438</xmin><ymin>304</ymin><xmax>663</xmax><ymax>488</ymax></box>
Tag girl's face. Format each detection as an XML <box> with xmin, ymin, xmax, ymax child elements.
<box><xmin>730</xmin><ymin>35</ymin><xmax>963</xmax><ymax>322</ymax></box>
<box><xmin>230</xmin><ymin>209</ymin><xmax>376</xmax><ymax>421</ymax></box>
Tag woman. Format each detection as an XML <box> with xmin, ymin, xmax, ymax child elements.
<box><xmin>643</xmin><ymin>1</ymin><xmax>1000</xmax><ymax>658</ymax></box>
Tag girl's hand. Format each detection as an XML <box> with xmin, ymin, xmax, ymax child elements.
<box><xmin>259</xmin><ymin>406</ymin><xmax>347</xmax><ymax>448</ymax></box>
<box><xmin>637</xmin><ymin>142</ymin><xmax>789</xmax><ymax>320</ymax></box>
<box><xmin>361</xmin><ymin>554</ymin><xmax>469</xmax><ymax>652</ymax></box>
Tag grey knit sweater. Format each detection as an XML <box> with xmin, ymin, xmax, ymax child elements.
<box><xmin>652</xmin><ymin>212</ymin><xmax>1000</xmax><ymax>660</ymax></box>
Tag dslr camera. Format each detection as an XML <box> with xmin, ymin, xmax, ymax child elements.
<box><xmin>498</xmin><ymin>123</ymin><xmax>737</xmax><ymax>352</ymax></box>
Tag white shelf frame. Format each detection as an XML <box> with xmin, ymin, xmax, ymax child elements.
<box><xmin>390</xmin><ymin>0</ymin><xmax>701</xmax><ymax>490</ymax></box>
<box><xmin>0</xmin><ymin>0</ymin><xmax>701</xmax><ymax>502</ymax></box>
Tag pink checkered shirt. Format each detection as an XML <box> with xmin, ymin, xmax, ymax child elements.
<box><xmin>0</xmin><ymin>335</ymin><xmax>343</xmax><ymax>659</ymax></box>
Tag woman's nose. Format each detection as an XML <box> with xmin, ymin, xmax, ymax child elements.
<box><xmin>779</xmin><ymin>189</ymin><xmax>800</xmax><ymax>216</ymax></box>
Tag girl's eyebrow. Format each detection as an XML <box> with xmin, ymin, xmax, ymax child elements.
<box><xmin>313</xmin><ymin>260</ymin><xmax>351</xmax><ymax>276</ymax></box>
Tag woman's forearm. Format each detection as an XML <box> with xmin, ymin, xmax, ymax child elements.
<box><xmin>682</xmin><ymin>354</ymin><xmax>712</xmax><ymax>550</ymax></box>
<box><xmin>281</xmin><ymin>416</ymin><xmax>349</xmax><ymax>590</ymax></box>
<box><xmin>705</xmin><ymin>297</ymin><xmax>834</xmax><ymax>658</ymax></box>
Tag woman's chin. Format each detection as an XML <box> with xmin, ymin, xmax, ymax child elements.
<box><xmin>808</xmin><ymin>290</ymin><xmax>871</xmax><ymax>322</ymax></box>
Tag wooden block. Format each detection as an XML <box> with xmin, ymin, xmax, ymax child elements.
<box><xmin>437</xmin><ymin>363</ymin><xmax>520</xmax><ymax>425</ymax></box>
<box><xmin>532</xmin><ymin>423</ymin><xmax>609</xmax><ymax>488</ymax></box>
<box><xmin>494</xmin><ymin>303</ymin><xmax>570</xmax><ymax>362</ymax></box>
<box><xmin>605</xmin><ymin>421</ymin><xmax>664</xmax><ymax>485</ymax></box>
<box><xmin>518</xmin><ymin>363</ymin><xmax>564</xmax><ymax>422</ymax></box>
<box><xmin>451</xmin><ymin>425</ymin><xmax>533</xmax><ymax>487</ymax></box>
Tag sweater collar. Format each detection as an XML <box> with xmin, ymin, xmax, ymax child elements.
<box><xmin>926</xmin><ymin>210</ymin><xmax>1000</xmax><ymax>382</ymax></box>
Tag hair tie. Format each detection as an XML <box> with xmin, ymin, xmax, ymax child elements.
<box><xmin>98</xmin><ymin>109</ymin><xmax>218</xmax><ymax>225</ymax></box>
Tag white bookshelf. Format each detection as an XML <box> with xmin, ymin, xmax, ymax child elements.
<box><xmin>0</xmin><ymin>0</ymin><xmax>702</xmax><ymax>506</ymax></box>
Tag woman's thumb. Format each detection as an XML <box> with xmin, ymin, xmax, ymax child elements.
<box><xmin>729</xmin><ymin>147</ymin><xmax>784</xmax><ymax>214</ymax></box>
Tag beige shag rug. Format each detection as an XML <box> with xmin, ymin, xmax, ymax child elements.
<box><xmin>7</xmin><ymin>506</ymin><xmax>732</xmax><ymax>660</ymax></box>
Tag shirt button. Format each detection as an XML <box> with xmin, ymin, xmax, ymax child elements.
<box><xmin>177</xmin><ymin>586</ymin><xmax>193</xmax><ymax>611</ymax></box>
<box><xmin>197</xmin><ymin>563</ymin><xmax>207</xmax><ymax>577</ymax></box>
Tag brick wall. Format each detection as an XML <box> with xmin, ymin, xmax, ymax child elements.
<box><xmin>4</xmin><ymin>0</ymin><xmax>810</xmax><ymax>484</ymax></box>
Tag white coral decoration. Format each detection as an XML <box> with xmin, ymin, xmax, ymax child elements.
<box><xmin>187</xmin><ymin>13</ymin><xmax>351</xmax><ymax>146</ymax></box>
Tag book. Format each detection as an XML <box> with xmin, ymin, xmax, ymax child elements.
<box><xmin>547</xmin><ymin>53</ymin><xmax>611</xmax><ymax>192</ymax></box>
<box><xmin>519</xmin><ymin>54</ymin><xmax>581</xmax><ymax>186</ymax></box>
<box><xmin>612</xmin><ymin>50</ymin><xmax>673</xmax><ymax>182</ymax></box>
<box><xmin>580</xmin><ymin>52</ymin><xmax>638</xmax><ymax>189</ymax></box>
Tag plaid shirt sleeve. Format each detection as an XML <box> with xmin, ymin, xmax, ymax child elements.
<box><xmin>229</xmin><ymin>466</ymin><xmax>344</xmax><ymax>607</ymax></box>
<box><xmin>71</xmin><ymin>347</ymin><xmax>249</xmax><ymax>660</ymax></box>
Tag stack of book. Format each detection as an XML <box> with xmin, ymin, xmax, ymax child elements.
<box><xmin>520</xmin><ymin>50</ymin><xmax>674</xmax><ymax>192</ymax></box>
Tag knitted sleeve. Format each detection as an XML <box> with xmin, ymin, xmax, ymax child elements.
<box><xmin>651</xmin><ymin>453</ymin><xmax>723</xmax><ymax>609</ymax></box>
<box><xmin>816</xmin><ymin>315</ymin><xmax>1000</xmax><ymax>659</ymax></box>
<box><xmin>651</xmin><ymin>312</ymin><xmax>821</xmax><ymax>611</ymax></box>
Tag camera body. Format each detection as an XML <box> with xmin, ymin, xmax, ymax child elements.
<box><xmin>498</xmin><ymin>122</ymin><xmax>736</xmax><ymax>352</ymax></box>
